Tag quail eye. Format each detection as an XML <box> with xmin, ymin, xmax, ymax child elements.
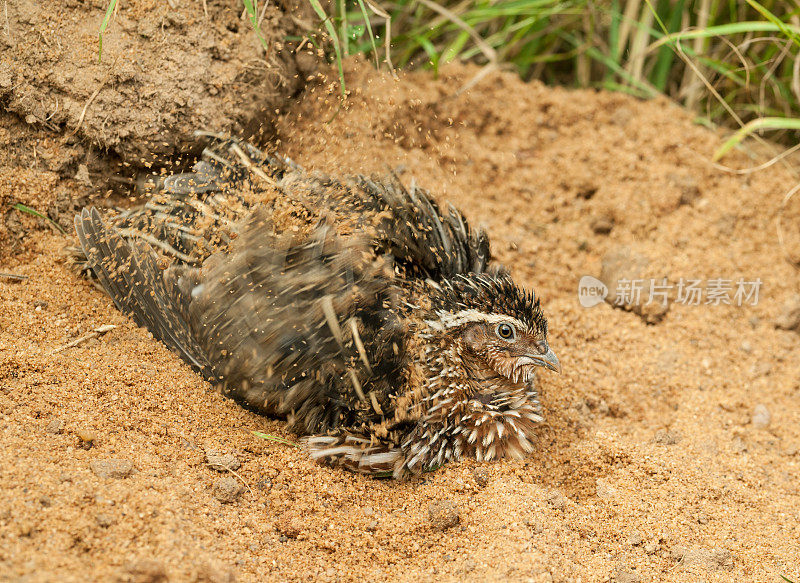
<box><xmin>496</xmin><ymin>323</ymin><xmax>516</xmax><ymax>341</ymax></box>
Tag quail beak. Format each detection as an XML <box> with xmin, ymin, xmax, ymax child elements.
<box><xmin>530</xmin><ymin>348</ymin><xmax>561</xmax><ymax>374</ymax></box>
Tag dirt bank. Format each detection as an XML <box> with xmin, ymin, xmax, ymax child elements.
<box><xmin>0</xmin><ymin>0</ymin><xmax>307</xmax><ymax>167</ymax></box>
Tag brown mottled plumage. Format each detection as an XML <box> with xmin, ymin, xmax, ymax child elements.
<box><xmin>74</xmin><ymin>132</ymin><xmax>560</xmax><ymax>478</ymax></box>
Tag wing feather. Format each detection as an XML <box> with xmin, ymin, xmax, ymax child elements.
<box><xmin>75</xmin><ymin>207</ymin><xmax>405</xmax><ymax>434</ymax></box>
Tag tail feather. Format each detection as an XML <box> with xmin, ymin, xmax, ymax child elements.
<box><xmin>304</xmin><ymin>434</ymin><xmax>405</xmax><ymax>477</ymax></box>
<box><xmin>74</xmin><ymin>208</ymin><xmax>214</xmax><ymax>379</ymax></box>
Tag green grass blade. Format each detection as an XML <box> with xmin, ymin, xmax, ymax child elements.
<box><xmin>252</xmin><ymin>431</ymin><xmax>300</xmax><ymax>448</ymax></box>
<box><xmin>745</xmin><ymin>0</ymin><xmax>800</xmax><ymax>48</ymax></box>
<box><xmin>651</xmin><ymin>21</ymin><xmax>800</xmax><ymax>49</ymax></box>
<box><xmin>606</xmin><ymin>0</ymin><xmax>621</xmax><ymax>83</ymax></box>
<box><xmin>355</xmin><ymin>0</ymin><xmax>380</xmax><ymax>68</ymax></box>
<box><xmin>414</xmin><ymin>34</ymin><xmax>441</xmax><ymax>76</ymax></box>
<box><xmin>650</xmin><ymin>0</ymin><xmax>685</xmax><ymax>91</ymax></box>
<box><xmin>241</xmin><ymin>0</ymin><xmax>271</xmax><ymax>52</ymax></box>
<box><xmin>714</xmin><ymin>117</ymin><xmax>800</xmax><ymax>160</ymax></box>
<box><xmin>442</xmin><ymin>30</ymin><xmax>470</xmax><ymax>63</ymax></box>
<box><xmin>98</xmin><ymin>0</ymin><xmax>118</xmax><ymax>63</ymax></box>
<box><xmin>11</xmin><ymin>203</ymin><xmax>67</xmax><ymax>234</ymax></box>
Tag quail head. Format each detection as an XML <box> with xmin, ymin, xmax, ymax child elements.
<box><xmin>74</xmin><ymin>131</ymin><xmax>560</xmax><ymax>478</ymax></box>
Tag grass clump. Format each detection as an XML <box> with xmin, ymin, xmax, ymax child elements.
<box><xmin>333</xmin><ymin>0</ymin><xmax>800</xmax><ymax>149</ymax></box>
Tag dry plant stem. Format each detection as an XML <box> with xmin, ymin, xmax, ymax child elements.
<box><xmin>414</xmin><ymin>0</ymin><xmax>497</xmax><ymax>64</ymax></box>
<box><xmin>792</xmin><ymin>49</ymin><xmax>800</xmax><ymax>104</ymax></box>
<box><xmin>616</xmin><ymin>0</ymin><xmax>642</xmax><ymax>61</ymax></box>
<box><xmin>51</xmin><ymin>325</ymin><xmax>117</xmax><ymax>354</ymax></box>
<box><xmin>711</xmin><ymin>141</ymin><xmax>800</xmax><ymax>175</ymax></box>
<box><xmin>674</xmin><ymin>38</ymin><xmax>745</xmax><ymax>127</ymax></box>
<box><xmin>628</xmin><ymin>6</ymin><xmax>655</xmax><ymax>84</ymax></box>
<box><xmin>365</xmin><ymin>0</ymin><xmax>398</xmax><ymax>78</ymax></box>
<box><xmin>226</xmin><ymin>468</ymin><xmax>253</xmax><ymax>496</ymax></box>
<box><xmin>3</xmin><ymin>0</ymin><xmax>11</xmax><ymax>41</ymax></box>
<box><xmin>257</xmin><ymin>0</ymin><xmax>270</xmax><ymax>28</ymax></box>
<box><xmin>776</xmin><ymin>180</ymin><xmax>800</xmax><ymax>271</ymax></box>
<box><xmin>759</xmin><ymin>39</ymin><xmax>793</xmax><ymax>117</ymax></box>
<box><xmin>685</xmin><ymin>0</ymin><xmax>711</xmax><ymax>109</ymax></box>
<box><xmin>456</xmin><ymin>62</ymin><xmax>499</xmax><ymax>96</ymax></box>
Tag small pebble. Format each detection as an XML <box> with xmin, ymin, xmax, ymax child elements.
<box><xmin>775</xmin><ymin>295</ymin><xmax>800</xmax><ymax>331</ymax></box>
<box><xmin>275</xmin><ymin>516</ymin><xmax>302</xmax><ymax>539</ymax></box>
<box><xmin>751</xmin><ymin>404</ymin><xmax>771</xmax><ymax>429</ymax></box>
<box><xmin>614</xmin><ymin>568</ymin><xmax>640</xmax><ymax>583</ymax></box>
<box><xmin>614</xmin><ymin>569</ymin><xmax>641</xmax><ymax>583</ymax></box>
<box><xmin>667</xmin><ymin>172</ymin><xmax>701</xmax><ymax>205</ymax></box>
<box><xmin>124</xmin><ymin>559</ymin><xmax>168</xmax><ymax>583</ymax></box>
<box><xmin>473</xmin><ymin>467</ymin><xmax>489</xmax><ymax>487</ymax></box>
<box><xmin>428</xmin><ymin>500</ymin><xmax>460</xmax><ymax>530</ymax></box>
<box><xmin>523</xmin><ymin>518</ymin><xmax>543</xmax><ymax>534</ymax></box>
<box><xmin>17</xmin><ymin>521</ymin><xmax>34</xmax><ymax>537</ymax></box>
<box><xmin>45</xmin><ymin>418</ymin><xmax>64</xmax><ymax>434</ymax></box>
<box><xmin>213</xmin><ymin>476</ymin><xmax>244</xmax><ymax>504</ymax></box>
<box><xmin>731</xmin><ymin>436</ymin><xmax>747</xmax><ymax>454</ymax></box>
<box><xmin>595</xmin><ymin>479</ymin><xmax>618</xmax><ymax>502</ymax></box>
<box><xmin>627</xmin><ymin>531</ymin><xmax>643</xmax><ymax>546</ymax></box>
<box><xmin>205</xmin><ymin>450</ymin><xmax>241</xmax><ymax>472</ymax></box>
<box><xmin>576</xmin><ymin>182</ymin><xmax>598</xmax><ymax>199</ymax></box>
<box><xmin>75</xmin><ymin>428</ymin><xmax>97</xmax><ymax>449</ymax></box>
<box><xmin>193</xmin><ymin>563</ymin><xmax>236</xmax><ymax>583</ymax></box>
<box><xmin>712</xmin><ymin>548</ymin><xmax>733</xmax><ymax>568</ymax></box>
<box><xmin>591</xmin><ymin>215</ymin><xmax>615</xmax><ymax>235</ymax></box>
<box><xmin>91</xmin><ymin>459</ymin><xmax>134</xmax><ymax>479</ymax></box>
<box><xmin>545</xmin><ymin>490</ymin><xmax>567</xmax><ymax>511</ymax></box>
<box><xmin>96</xmin><ymin>513</ymin><xmax>114</xmax><ymax>528</ymax></box>
<box><xmin>654</xmin><ymin>429</ymin><xmax>681</xmax><ymax>445</ymax></box>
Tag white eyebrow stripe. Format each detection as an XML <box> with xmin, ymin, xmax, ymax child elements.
<box><xmin>426</xmin><ymin>309</ymin><xmax>528</xmax><ymax>330</ymax></box>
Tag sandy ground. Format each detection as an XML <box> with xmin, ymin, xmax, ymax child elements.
<box><xmin>1</xmin><ymin>60</ymin><xmax>799</xmax><ymax>582</ymax></box>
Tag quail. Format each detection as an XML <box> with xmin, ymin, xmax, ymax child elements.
<box><xmin>74</xmin><ymin>131</ymin><xmax>561</xmax><ymax>478</ymax></box>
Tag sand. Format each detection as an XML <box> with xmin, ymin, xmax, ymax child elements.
<box><xmin>1</xmin><ymin>60</ymin><xmax>799</xmax><ymax>582</ymax></box>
